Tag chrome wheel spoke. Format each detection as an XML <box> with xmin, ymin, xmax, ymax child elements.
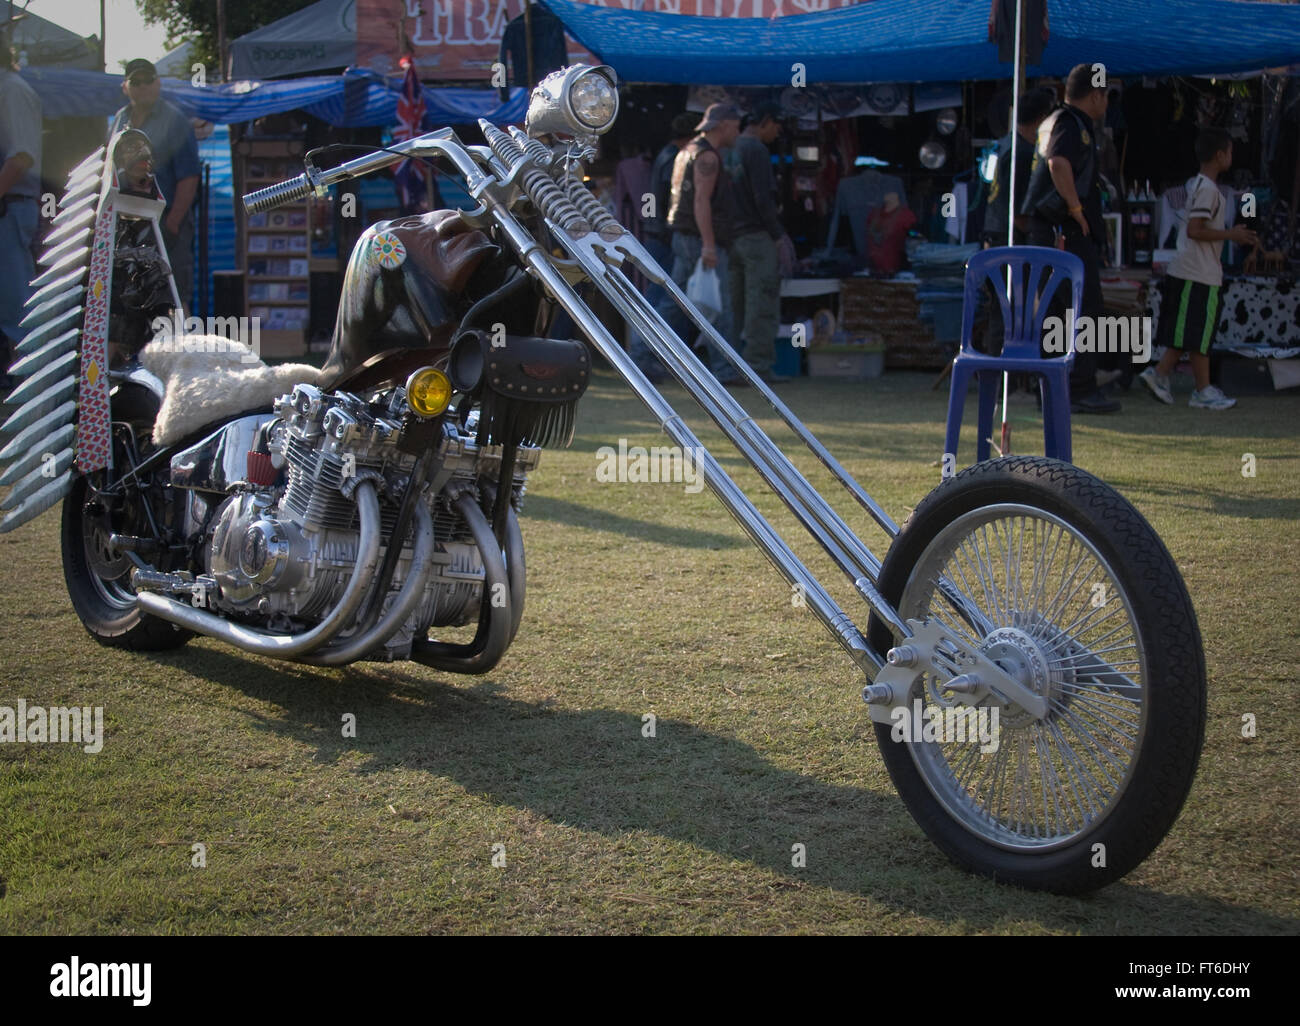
<box><xmin>896</xmin><ymin>505</ymin><xmax>1147</xmax><ymax>853</ymax></box>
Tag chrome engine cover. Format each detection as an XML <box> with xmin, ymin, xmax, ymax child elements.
<box><xmin>184</xmin><ymin>383</ymin><xmax>538</xmax><ymax>656</ymax></box>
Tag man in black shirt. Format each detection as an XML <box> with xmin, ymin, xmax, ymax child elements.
<box><xmin>629</xmin><ymin>112</ymin><xmax>697</xmax><ymax>381</ymax></box>
<box><xmin>1022</xmin><ymin>64</ymin><xmax>1118</xmax><ymax>414</ymax></box>
<box><xmin>981</xmin><ymin>88</ymin><xmax>1054</xmax><ymax>358</ymax></box>
<box><xmin>984</xmin><ymin>88</ymin><xmax>1055</xmax><ymax>246</ymax></box>
<box><xmin>655</xmin><ymin>103</ymin><xmax>743</xmax><ymax>385</ymax></box>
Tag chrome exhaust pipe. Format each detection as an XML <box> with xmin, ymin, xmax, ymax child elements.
<box><xmin>411</xmin><ymin>491</ymin><xmax>513</xmax><ymax>675</ymax></box>
<box><xmin>136</xmin><ymin>482</ymin><xmax>383</xmax><ymax>658</ymax></box>
<box><xmin>302</xmin><ymin>502</ymin><xmax>436</xmax><ymax>666</ymax></box>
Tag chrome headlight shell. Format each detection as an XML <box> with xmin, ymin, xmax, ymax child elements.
<box><xmin>526</xmin><ymin>64</ymin><xmax>619</xmax><ymax>138</ymax></box>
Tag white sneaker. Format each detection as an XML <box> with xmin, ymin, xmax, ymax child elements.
<box><xmin>1139</xmin><ymin>366</ymin><xmax>1174</xmax><ymax>405</ymax></box>
<box><xmin>1189</xmin><ymin>385</ymin><xmax>1237</xmax><ymax>410</ymax></box>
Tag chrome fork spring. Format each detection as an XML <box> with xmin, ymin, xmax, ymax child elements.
<box><xmin>561</xmin><ymin>176</ymin><xmax>622</xmax><ymax>238</ymax></box>
<box><xmin>481</xmin><ymin>122</ymin><xmax>528</xmax><ymax>168</ymax></box>
<box><xmin>481</xmin><ymin>121</ymin><xmax>589</xmax><ymax>234</ymax></box>
<box><xmin>522</xmin><ymin>169</ymin><xmax>590</xmax><ymax>235</ymax></box>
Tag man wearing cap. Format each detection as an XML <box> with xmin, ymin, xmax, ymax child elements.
<box><xmin>108</xmin><ymin>58</ymin><xmax>201</xmax><ymax>309</ymax></box>
<box><xmin>627</xmin><ymin>112</ymin><xmax>698</xmax><ymax>381</ymax></box>
<box><xmin>727</xmin><ymin>101</ymin><xmax>787</xmax><ymax>383</ymax></box>
<box><xmin>0</xmin><ymin>23</ymin><xmax>42</xmax><ymax>378</ymax></box>
<box><xmin>656</xmin><ymin>102</ymin><xmax>742</xmax><ymax>384</ymax></box>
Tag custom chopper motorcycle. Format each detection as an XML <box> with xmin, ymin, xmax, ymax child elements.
<box><xmin>1</xmin><ymin>65</ymin><xmax>1206</xmax><ymax>894</ymax></box>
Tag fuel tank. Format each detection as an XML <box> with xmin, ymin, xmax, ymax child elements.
<box><xmin>319</xmin><ymin>208</ymin><xmax>503</xmax><ymax>386</ymax></box>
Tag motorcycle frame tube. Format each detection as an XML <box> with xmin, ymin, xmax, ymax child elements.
<box><xmin>135</xmin><ymin>481</ymin><xmax>383</xmax><ymax>657</ymax></box>
<box><xmin>564</xmin><ymin>233</ymin><xmax>907</xmax><ymax>636</ymax></box>
<box><xmin>504</xmin><ymin>503</ymin><xmax>526</xmax><ymax>644</ymax></box>
<box><xmin>300</xmin><ymin>502</ymin><xmax>436</xmax><ymax>666</ymax></box>
<box><xmin>411</xmin><ymin>490</ymin><xmax>514</xmax><ymax>674</ymax></box>
<box><xmin>475</xmin><ymin>192</ymin><xmax>883</xmax><ymax>672</ymax></box>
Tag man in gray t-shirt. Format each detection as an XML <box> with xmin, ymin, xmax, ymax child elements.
<box><xmin>0</xmin><ymin>29</ymin><xmax>42</xmax><ymax>367</ymax></box>
<box><xmin>109</xmin><ymin>58</ymin><xmax>201</xmax><ymax>310</ymax></box>
<box><xmin>725</xmin><ymin>101</ymin><xmax>787</xmax><ymax>382</ymax></box>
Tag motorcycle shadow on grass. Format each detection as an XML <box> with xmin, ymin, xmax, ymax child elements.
<box><xmin>517</xmin><ymin>495</ymin><xmax>749</xmax><ymax>550</ymax></box>
<box><xmin>165</xmin><ymin>644</ymin><xmax>1295</xmax><ymax>934</ymax></box>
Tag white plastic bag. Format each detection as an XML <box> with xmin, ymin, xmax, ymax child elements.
<box><xmin>686</xmin><ymin>257</ymin><xmax>722</xmax><ymax>323</ymax></box>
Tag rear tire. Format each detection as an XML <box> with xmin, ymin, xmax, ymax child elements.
<box><xmin>62</xmin><ymin>474</ymin><xmax>191</xmax><ymax>651</ymax></box>
<box><xmin>867</xmin><ymin>456</ymin><xmax>1206</xmax><ymax>894</ymax></box>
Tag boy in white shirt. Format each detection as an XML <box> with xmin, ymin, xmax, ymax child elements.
<box><xmin>1140</xmin><ymin>127</ymin><xmax>1258</xmax><ymax>409</ymax></box>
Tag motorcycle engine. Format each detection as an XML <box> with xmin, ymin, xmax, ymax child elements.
<box><xmin>203</xmin><ymin>384</ymin><xmax>493</xmax><ymax>656</ymax></box>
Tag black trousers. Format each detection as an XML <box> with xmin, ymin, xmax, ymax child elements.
<box><xmin>1026</xmin><ymin>219</ymin><xmax>1103</xmax><ymax>396</ymax></box>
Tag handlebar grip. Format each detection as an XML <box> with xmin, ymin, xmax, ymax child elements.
<box><xmin>242</xmin><ymin>173</ymin><xmax>314</xmax><ymax>215</ymax></box>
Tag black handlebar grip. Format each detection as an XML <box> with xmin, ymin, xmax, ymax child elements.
<box><xmin>242</xmin><ymin>173</ymin><xmax>313</xmax><ymax>215</ymax></box>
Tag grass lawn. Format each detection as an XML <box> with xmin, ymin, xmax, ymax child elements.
<box><xmin>1</xmin><ymin>366</ymin><xmax>1296</xmax><ymax>934</ymax></box>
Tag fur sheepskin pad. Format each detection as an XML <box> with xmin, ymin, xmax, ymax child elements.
<box><xmin>140</xmin><ymin>336</ymin><xmax>324</xmax><ymax>447</ymax></box>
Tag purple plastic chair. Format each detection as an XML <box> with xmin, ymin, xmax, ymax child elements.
<box><xmin>944</xmin><ymin>246</ymin><xmax>1084</xmax><ymax>466</ymax></box>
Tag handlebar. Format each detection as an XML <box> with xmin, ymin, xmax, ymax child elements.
<box><xmin>243</xmin><ymin>173</ymin><xmax>315</xmax><ymax>215</ymax></box>
<box><xmin>240</xmin><ymin>128</ymin><xmax>467</xmax><ymax>216</ymax></box>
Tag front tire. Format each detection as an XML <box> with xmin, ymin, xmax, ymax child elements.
<box><xmin>867</xmin><ymin>456</ymin><xmax>1206</xmax><ymax>893</ymax></box>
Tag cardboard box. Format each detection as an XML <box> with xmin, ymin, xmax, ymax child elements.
<box><xmin>808</xmin><ymin>346</ymin><xmax>884</xmax><ymax>380</ymax></box>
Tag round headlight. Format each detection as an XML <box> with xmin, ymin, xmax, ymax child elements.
<box><xmin>570</xmin><ymin>71</ymin><xmax>617</xmax><ymax>129</ymax></box>
<box><xmin>405</xmin><ymin>367</ymin><xmax>453</xmax><ymax>418</ymax></box>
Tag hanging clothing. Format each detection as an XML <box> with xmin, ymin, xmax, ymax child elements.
<box><xmin>867</xmin><ymin>203</ymin><xmax>917</xmax><ymax>275</ymax></box>
<box><xmin>498</xmin><ymin>2</ymin><xmax>569</xmax><ymax>89</ymax></box>
<box><xmin>643</xmin><ymin>141</ymin><xmax>680</xmax><ymax>241</ymax></box>
<box><xmin>991</xmin><ymin>0</ymin><xmax>1049</xmax><ymax>65</ymax></box>
<box><xmin>614</xmin><ymin>155</ymin><xmax>651</xmax><ymax>238</ymax></box>
<box><xmin>824</xmin><ymin>170</ymin><xmax>907</xmax><ymax>255</ymax></box>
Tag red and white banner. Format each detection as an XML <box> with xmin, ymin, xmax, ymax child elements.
<box><xmin>356</xmin><ymin>0</ymin><xmax>872</xmax><ymax>79</ymax></box>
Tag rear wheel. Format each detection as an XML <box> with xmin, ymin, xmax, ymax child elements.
<box><xmin>868</xmin><ymin>456</ymin><xmax>1206</xmax><ymax>893</ymax></box>
<box><xmin>60</xmin><ymin>406</ymin><xmax>191</xmax><ymax>651</ymax></box>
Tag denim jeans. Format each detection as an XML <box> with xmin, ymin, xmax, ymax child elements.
<box><xmin>638</xmin><ymin>231</ymin><xmax>737</xmax><ymax>380</ymax></box>
<box><xmin>0</xmin><ymin>199</ymin><xmax>38</xmax><ymax>348</ymax></box>
<box><xmin>627</xmin><ymin>233</ymin><xmax>674</xmax><ymax>376</ymax></box>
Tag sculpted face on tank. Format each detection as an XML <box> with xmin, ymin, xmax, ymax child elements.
<box><xmin>321</xmin><ymin>209</ymin><xmax>502</xmax><ymax>385</ymax></box>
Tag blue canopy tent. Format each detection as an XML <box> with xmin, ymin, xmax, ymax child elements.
<box><xmin>17</xmin><ymin>66</ymin><xmax>527</xmax><ymax>127</ymax></box>
<box><xmin>0</xmin><ymin>6</ymin><xmax>100</xmax><ymax>71</ymax></box>
<box><xmin>542</xmin><ymin>0</ymin><xmax>1300</xmax><ymax>84</ymax></box>
<box><xmin>229</xmin><ymin>0</ymin><xmax>357</xmax><ymax>80</ymax></box>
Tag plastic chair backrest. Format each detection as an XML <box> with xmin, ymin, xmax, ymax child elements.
<box><xmin>961</xmin><ymin>246</ymin><xmax>1085</xmax><ymax>360</ymax></box>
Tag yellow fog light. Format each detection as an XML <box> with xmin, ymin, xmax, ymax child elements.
<box><xmin>405</xmin><ymin>367</ymin><xmax>453</xmax><ymax>418</ymax></box>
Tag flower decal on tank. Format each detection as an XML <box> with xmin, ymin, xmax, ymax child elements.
<box><xmin>369</xmin><ymin>230</ymin><xmax>407</xmax><ymax>269</ymax></box>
